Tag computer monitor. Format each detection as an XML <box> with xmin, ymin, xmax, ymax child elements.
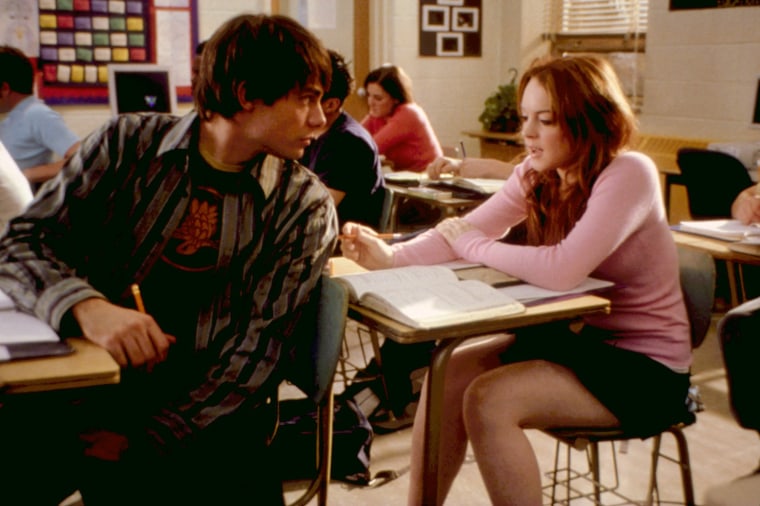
<box><xmin>107</xmin><ymin>64</ymin><xmax>177</xmax><ymax>116</ymax></box>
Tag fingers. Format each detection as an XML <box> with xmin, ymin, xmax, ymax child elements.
<box><xmin>426</xmin><ymin>157</ymin><xmax>459</xmax><ymax>180</ymax></box>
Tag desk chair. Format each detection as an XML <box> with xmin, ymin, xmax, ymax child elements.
<box><xmin>704</xmin><ymin>297</ymin><xmax>760</xmax><ymax>505</ymax></box>
<box><xmin>280</xmin><ymin>275</ymin><xmax>349</xmax><ymax>506</ymax></box>
<box><xmin>677</xmin><ymin>147</ymin><xmax>753</xmax><ymax>305</ymax></box>
<box><xmin>542</xmin><ymin>246</ymin><xmax>716</xmax><ymax>505</ymax></box>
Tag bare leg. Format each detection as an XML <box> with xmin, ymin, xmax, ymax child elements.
<box><xmin>463</xmin><ymin>360</ymin><xmax>620</xmax><ymax>506</ymax></box>
<box><xmin>407</xmin><ymin>334</ymin><xmax>513</xmax><ymax>506</ymax></box>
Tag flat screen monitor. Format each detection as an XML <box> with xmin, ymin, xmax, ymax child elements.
<box><xmin>107</xmin><ymin>64</ymin><xmax>177</xmax><ymax>116</ymax></box>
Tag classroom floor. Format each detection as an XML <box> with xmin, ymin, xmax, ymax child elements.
<box><xmin>288</xmin><ymin>314</ymin><xmax>760</xmax><ymax>506</ymax></box>
<box><xmin>62</xmin><ymin>312</ymin><xmax>760</xmax><ymax>506</ymax></box>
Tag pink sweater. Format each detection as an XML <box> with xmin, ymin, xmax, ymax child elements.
<box><xmin>392</xmin><ymin>152</ymin><xmax>691</xmax><ymax>372</ymax></box>
<box><xmin>361</xmin><ymin>103</ymin><xmax>443</xmax><ymax>172</ymax></box>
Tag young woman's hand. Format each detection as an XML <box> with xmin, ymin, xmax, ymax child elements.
<box><xmin>340</xmin><ymin>222</ymin><xmax>394</xmax><ymax>270</ymax></box>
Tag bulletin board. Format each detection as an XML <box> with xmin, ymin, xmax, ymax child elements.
<box><xmin>419</xmin><ymin>0</ymin><xmax>482</xmax><ymax>57</ymax></box>
<box><xmin>0</xmin><ymin>0</ymin><xmax>198</xmax><ymax>105</ymax></box>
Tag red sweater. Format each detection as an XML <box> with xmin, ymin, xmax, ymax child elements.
<box><xmin>361</xmin><ymin>102</ymin><xmax>442</xmax><ymax>172</ymax></box>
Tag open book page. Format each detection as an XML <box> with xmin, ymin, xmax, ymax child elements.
<box><xmin>335</xmin><ymin>265</ymin><xmax>524</xmax><ymax>328</ymax></box>
<box><xmin>497</xmin><ymin>277</ymin><xmax>615</xmax><ymax>304</ymax></box>
<box><xmin>360</xmin><ymin>280</ymin><xmax>524</xmax><ymax>329</ymax></box>
<box><xmin>336</xmin><ymin>265</ymin><xmax>459</xmax><ymax>301</ymax></box>
<box><xmin>450</xmin><ymin>178</ymin><xmax>505</xmax><ymax>195</ymax></box>
<box><xmin>678</xmin><ymin>219</ymin><xmax>760</xmax><ymax>242</ymax></box>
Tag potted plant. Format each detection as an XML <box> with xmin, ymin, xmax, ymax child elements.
<box><xmin>478</xmin><ymin>68</ymin><xmax>519</xmax><ymax>133</ymax></box>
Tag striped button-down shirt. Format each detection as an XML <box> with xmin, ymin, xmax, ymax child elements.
<box><xmin>0</xmin><ymin>111</ymin><xmax>338</xmax><ymax>448</ymax></box>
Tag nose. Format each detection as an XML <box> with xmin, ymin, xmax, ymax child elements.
<box><xmin>521</xmin><ymin>117</ymin><xmax>536</xmax><ymax>138</ymax></box>
<box><xmin>309</xmin><ymin>102</ymin><xmax>327</xmax><ymax>128</ymax></box>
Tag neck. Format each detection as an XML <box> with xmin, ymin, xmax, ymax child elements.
<box><xmin>199</xmin><ymin>116</ymin><xmax>261</xmax><ymax>166</ymax></box>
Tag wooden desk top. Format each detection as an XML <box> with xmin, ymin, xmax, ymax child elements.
<box><xmin>672</xmin><ymin>230</ymin><xmax>760</xmax><ymax>265</ymax></box>
<box><xmin>386</xmin><ymin>183</ymin><xmax>487</xmax><ymax>209</ymax></box>
<box><xmin>0</xmin><ymin>338</ymin><xmax>120</xmax><ymax>394</ymax></box>
<box><xmin>331</xmin><ymin>257</ymin><xmax>611</xmax><ymax>343</ymax></box>
<box><xmin>347</xmin><ymin>294</ymin><xmax>610</xmax><ymax>344</ymax></box>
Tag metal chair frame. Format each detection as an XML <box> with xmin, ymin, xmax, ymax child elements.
<box><xmin>542</xmin><ymin>247</ymin><xmax>715</xmax><ymax>506</ymax></box>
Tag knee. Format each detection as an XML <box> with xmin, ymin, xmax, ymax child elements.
<box><xmin>462</xmin><ymin>374</ymin><xmax>505</xmax><ymax>430</ymax></box>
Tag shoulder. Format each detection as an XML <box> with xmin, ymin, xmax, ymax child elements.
<box><xmin>332</xmin><ymin>113</ymin><xmax>378</xmax><ymax>150</ymax></box>
<box><xmin>599</xmin><ymin>151</ymin><xmax>659</xmax><ymax>185</ymax></box>
<box><xmin>393</xmin><ymin>102</ymin><xmax>426</xmax><ymax>120</ymax></box>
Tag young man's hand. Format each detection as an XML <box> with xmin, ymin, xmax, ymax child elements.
<box><xmin>72</xmin><ymin>298</ymin><xmax>175</xmax><ymax>368</ymax></box>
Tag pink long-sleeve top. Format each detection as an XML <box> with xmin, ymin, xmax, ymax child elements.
<box><xmin>392</xmin><ymin>151</ymin><xmax>691</xmax><ymax>372</ymax></box>
<box><xmin>361</xmin><ymin>102</ymin><xmax>443</xmax><ymax>172</ymax></box>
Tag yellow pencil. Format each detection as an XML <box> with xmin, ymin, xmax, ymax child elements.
<box><xmin>338</xmin><ymin>233</ymin><xmax>400</xmax><ymax>240</ymax></box>
<box><xmin>130</xmin><ymin>283</ymin><xmax>146</xmax><ymax>314</ymax></box>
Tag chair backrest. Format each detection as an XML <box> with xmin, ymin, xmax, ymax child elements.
<box><xmin>676</xmin><ymin>148</ymin><xmax>753</xmax><ymax>219</ymax></box>
<box><xmin>677</xmin><ymin>245</ymin><xmax>716</xmax><ymax>349</ymax></box>
<box><xmin>377</xmin><ymin>185</ymin><xmax>396</xmax><ymax>233</ymax></box>
<box><xmin>289</xmin><ymin>274</ymin><xmax>349</xmax><ymax>403</ymax></box>
<box><xmin>717</xmin><ymin>297</ymin><xmax>760</xmax><ymax>433</ymax></box>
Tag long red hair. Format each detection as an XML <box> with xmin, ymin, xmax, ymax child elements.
<box><xmin>518</xmin><ymin>55</ymin><xmax>637</xmax><ymax>246</ymax></box>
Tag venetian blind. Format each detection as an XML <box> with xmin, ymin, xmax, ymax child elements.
<box><xmin>544</xmin><ymin>0</ymin><xmax>648</xmax><ymax>35</ymax></box>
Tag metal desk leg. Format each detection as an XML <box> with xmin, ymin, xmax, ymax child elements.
<box><xmin>422</xmin><ymin>337</ymin><xmax>464</xmax><ymax>506</ymax></box>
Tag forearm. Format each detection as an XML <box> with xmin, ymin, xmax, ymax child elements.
<box><xmin>22</xmin><ymin>160</ymin><xmax>65</xmax><ymax>183</ymax></box>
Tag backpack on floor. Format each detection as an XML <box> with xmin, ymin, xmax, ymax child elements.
<box><xmin>273</xmin><ymin>396</ymin><xmax>374</xmax><ymax>485</ymax></box>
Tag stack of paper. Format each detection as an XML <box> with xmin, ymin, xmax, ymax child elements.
<box><xmin>0</xmin><ymin>289</ymin><xmax>72</xmax><ymax>361</ymax></box>
<box><xmin>678</xmin><ymin>219</ymin><xmax>760</xmax><ymax>242</ymax></box>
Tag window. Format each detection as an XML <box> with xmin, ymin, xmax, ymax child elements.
<box><xmin>543</xmin><ymin>0</ymin><xmax>648</xmax><ymax>110</ymax></box>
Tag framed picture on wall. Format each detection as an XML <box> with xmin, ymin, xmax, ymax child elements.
<box><xmin>436</xmin><ymin>32</ymin><xmax>463</xmax><ymax>56</ymax></box>
<box><xmin>419</xmin><ymin>0</ymin><xmax>482</xmax><ymax>57</ymax></box>
<box><xmin>452</xmin><ymin>7</ymin><xmax>478</xmax><ymax>31</ymax></box>
<box><xmin>422</xmin><ymin>6</ymin><xmax>450</xmax><ymax>31</ymax></box>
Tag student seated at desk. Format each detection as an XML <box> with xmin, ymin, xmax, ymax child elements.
<box><xmin>300</xmin><ymin>49</ymin><xmax>385</xmax><ymax>229</ymax></box>
<box><xmin>0</xmin><ymin>46</ymin><xmax>80</xmax><ymax>191</ymax></box>
<box><xmin>0</xmin><ymin>14</ymin><xmax>336</xmax><ymax>506</ymax></box>
<box><xmin>361</xmin><ymin>64</ymin><xmax>442</xmax><ymax>172</ymax></box>
<box><xmin>342</xmin><ymin>54</ymin><xmax>693</xmax><ymax>506</ymax></box>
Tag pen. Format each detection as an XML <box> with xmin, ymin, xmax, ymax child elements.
<box><xmin>459</xmin><ymin>140</ymin><xmax>467</xmax><ymax>159</ymax></box>
<box><xmin>339</xmin><ymin>233</ymin><xmax>402</xmax><ymax>240</ymax></box>
<box><xmin>131</xmin><ymin>283</ymin><xmax>146</xmax><ymax>313</ymax></box>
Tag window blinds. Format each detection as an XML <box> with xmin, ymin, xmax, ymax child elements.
<box><xmin>544</xmin><ymin>0</ymin><xmax>648</xmax><ymax>36</ymax></box>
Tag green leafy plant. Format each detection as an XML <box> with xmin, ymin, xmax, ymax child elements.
<box><xmin>478</xmin><ymin>68</ymin><xmax>519</xmax><ymax>133</ymax></box>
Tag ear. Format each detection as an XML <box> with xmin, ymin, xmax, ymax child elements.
<box><xmin>322</xmin><ymin>97</ymin><xmax>341</xmax><ymax>115</ymax></box>
<box><xmin>236</xmin><ymin>82</ymin><xmax>255</xmax><ymax>111</ymax></box>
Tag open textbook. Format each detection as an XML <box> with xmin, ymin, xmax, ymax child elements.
<box><xmin>0</xmin><ymin>289</ymin><xmax>72</xmax><ymax>362</ymax></box>
<box><xmin>335</xmin><ymin>265</ymin><xmax>525</xmax><ymax>329</ymax></box>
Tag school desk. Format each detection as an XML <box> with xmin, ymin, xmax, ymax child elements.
<box><xmin>0</xmin><ymin>338</ymin><xmax>120</xmax><ymax>395</ymax></box>
<box><xmin>672</xmin><ymin>230</ymin><xmax>760</xmax><ymax>306</ymax></box>
<box><xmin>330</xmin><ymin>257</ymin><xmax>611</xmax><ymax>505</ymax></box>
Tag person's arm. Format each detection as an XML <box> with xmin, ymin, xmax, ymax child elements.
<box><xmin>22</xmin><ymin>141</ymin><xmax>81</xmax><ymax>183</ymax></box>
<box><xmin>447</xmin><ymin>153</ymin><xmax>660</xmax><ymax>290</ymax></box>
<box><xmin>427</xmin><ymin>156</ymin><xmax>515</xmax><ymax>180</ymax></box>
<box><xmin>731</xmin><ymin>185</ymin><xmax>760</xmax><ymax>224</ymax></box>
